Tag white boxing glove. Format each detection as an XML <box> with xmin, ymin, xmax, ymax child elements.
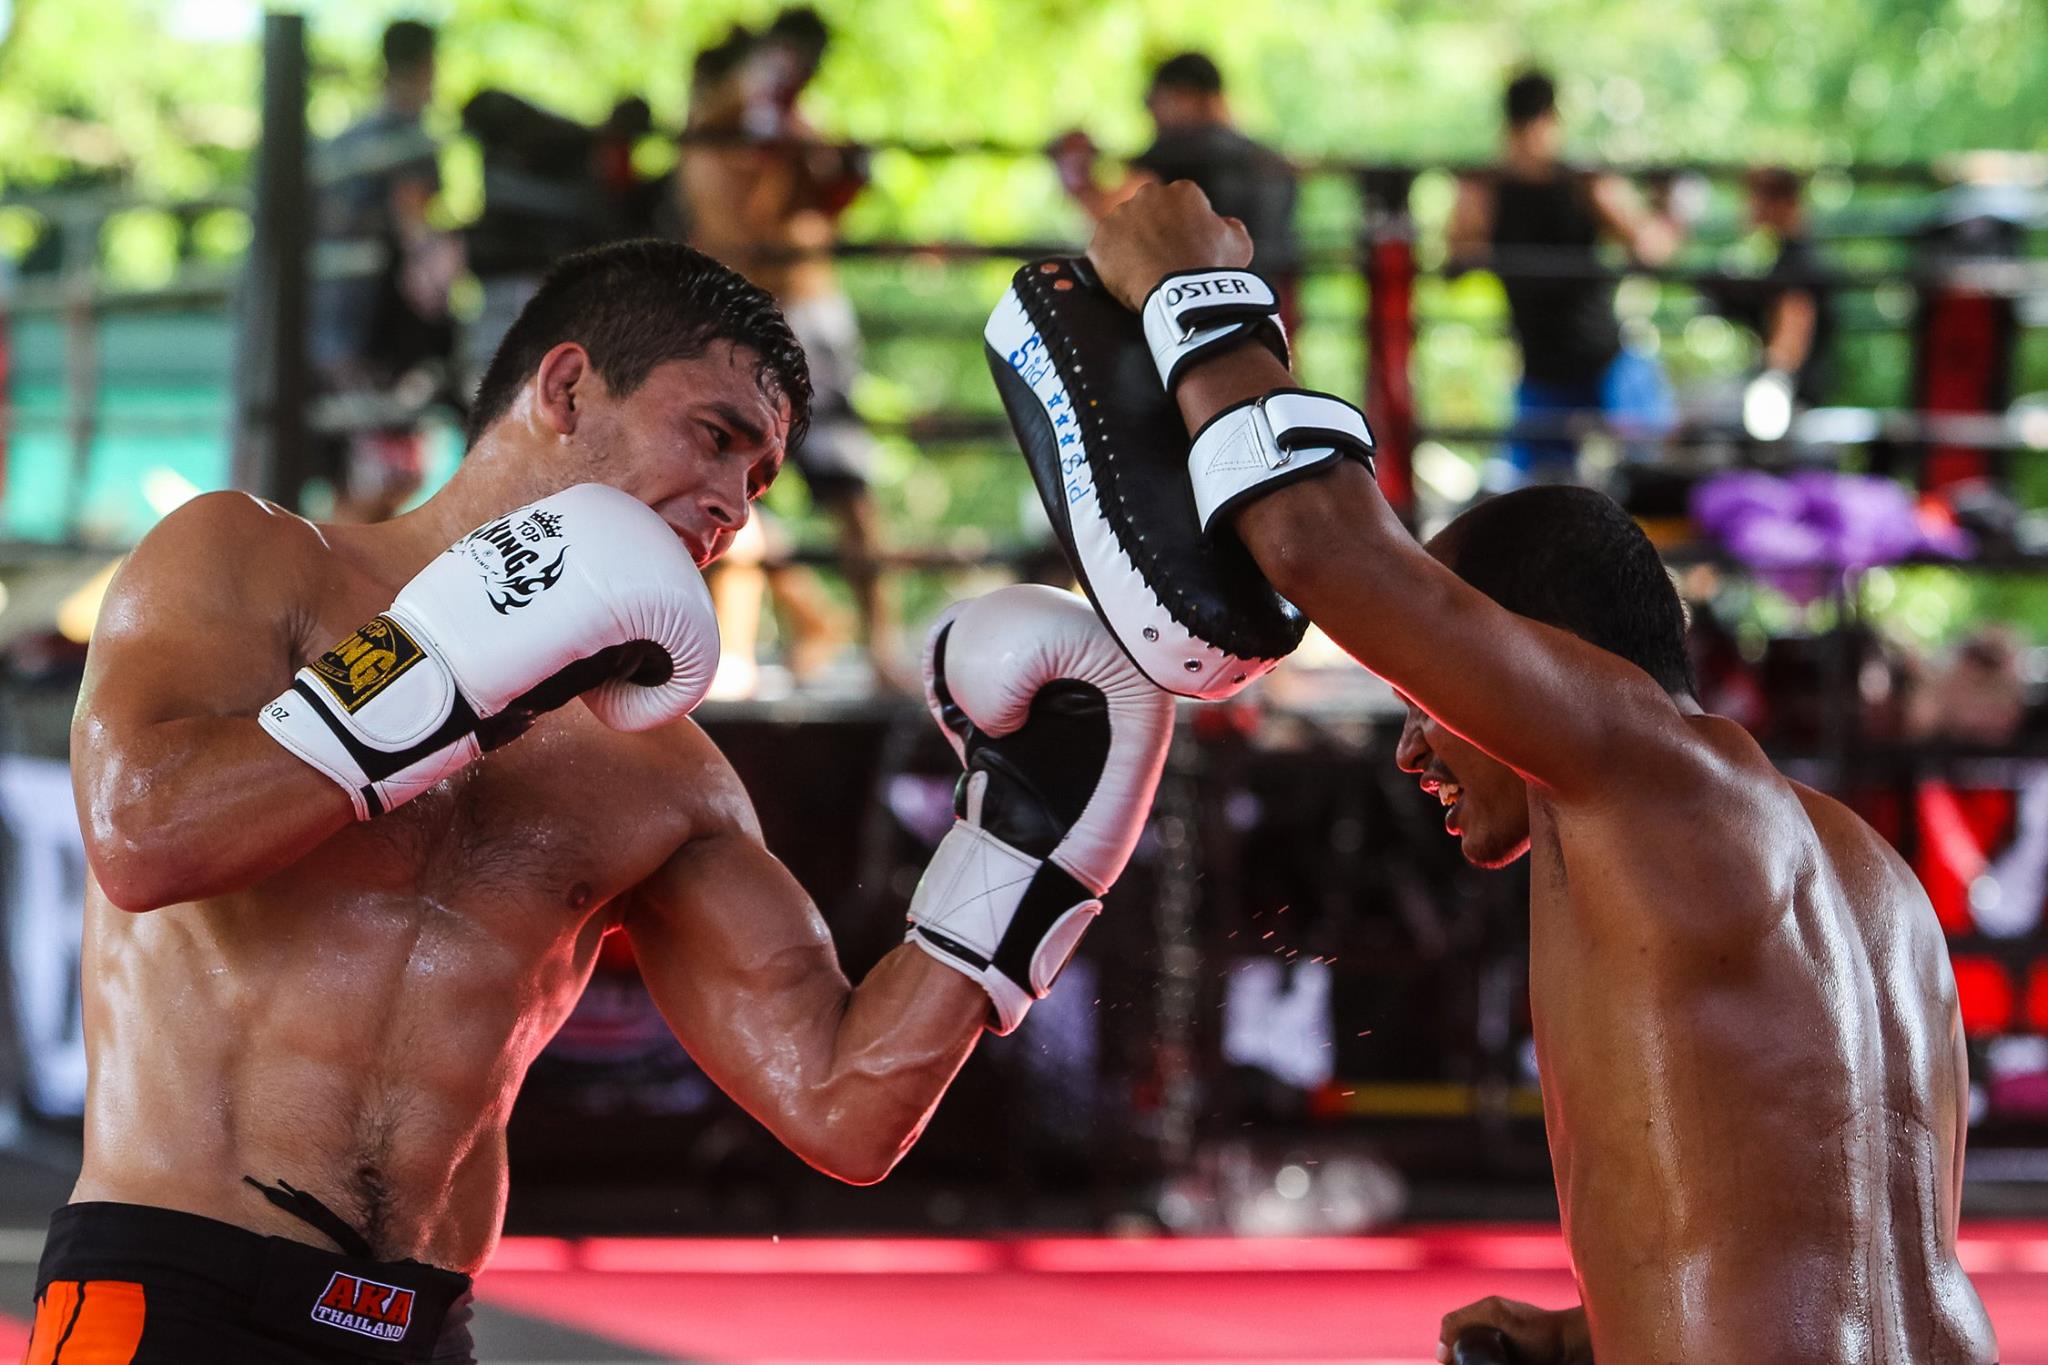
<box><xmin>906</xmin><ymin>585</ymin><xmax>1174</xmax><ymax>1034</ymax></box>
<box><xmin>259</xmin><ymin>483</ymin><xmax>719</xmax><ymax>819</ymax></box>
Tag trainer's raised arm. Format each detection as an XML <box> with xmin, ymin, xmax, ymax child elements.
<box><xmin>1085</xmin><ymin>182</ymin><xmax>1698</xmax><ymax>800</ymax></box>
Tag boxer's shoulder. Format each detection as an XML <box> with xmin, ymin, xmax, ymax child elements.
<box><xmin>142</xmin><ymin>489</ymin><xmax>322</xmax><ymax>557</ymax></box>
<box><xmin>92</xmin><ymin>493</ymin><xmax>326</xmax><ymax>651</ymax></box>
<box><xmin>123</xmin><ymin>491</ymin><xmax>328</xmax><ymax>601</ymax></box>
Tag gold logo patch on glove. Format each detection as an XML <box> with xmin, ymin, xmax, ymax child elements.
<box><xmin>308</xmin><ymin>615</ymin><xmax>425</xmax><ymax>713</ymax></box>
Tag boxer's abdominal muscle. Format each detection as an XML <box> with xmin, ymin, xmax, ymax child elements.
<box><xmin>72</xmin><ymin>713</ymin><xmax>691</xmax><ymax>1275</ymax></box>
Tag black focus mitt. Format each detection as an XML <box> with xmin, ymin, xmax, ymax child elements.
<box><xmin>983</xmin><ymin>257</ymin><xmax>1306</xmax><ymax>700</ymax></box>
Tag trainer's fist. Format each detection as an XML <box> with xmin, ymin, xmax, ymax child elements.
<box><xmin>1087</xmin><ymin>179</ymin><xmax>1253</xmax><ymax>313</ymax></box>
<box><xmin>261</xmin><ymin>483</ymin><xmax>718</xmax><ymax>820</ymax></box>
<box><xmin>1437</xmin><ymin>1298</ymin><xmax>1589</xmax><ymax>1365</ymax></box>
<box><xmin>906</xmin><ymin>585</ymin><xmax>1173</xmax><ymax>1033</ymax></box>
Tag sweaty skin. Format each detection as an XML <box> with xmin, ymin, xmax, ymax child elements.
<box><xmin>68</xmin><ymin>341</ymin><xmax>985</xmax><ymax>1274</ymax></box>
<box><xmin>1088</xmin><ymin>181</ymin><xmax>1997</xmax><ymax>1364</ymax></box>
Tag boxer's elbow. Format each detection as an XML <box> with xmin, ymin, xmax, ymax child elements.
<box><xmin>797</xmin><ymin>1123</ymin><xmax>911</xmax><ymax>1187</ymax></box>
<box><xmin>86</xmin><ymin>820</ymin><xmax>202</xmax><ymax>912</ymax></box>
<box><xmin>83</xmin><ymin>799</ymin><xmax>168</xmax><ymax>912</ymax></box>
<box><xmin>85</xmin><ymin>837</ymin><xmax>183</xmax><ymax>913</ymax></box>
<box><xmin>83</xmin><ymin>769</ymin><xmax>213</xmax><ymax>911</ymax></box>
<box><xmin>791</xmin><ymin>1087</ymin><xmax>932</xmax><ymax>1186</ymax></box>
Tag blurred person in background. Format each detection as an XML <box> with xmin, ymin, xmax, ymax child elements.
<box><xmin>1446</xmin><ymin>68</ymin><xmax>1689</xmax><ymax>485</ymax></box>
<box><xmin>1703</xmin><ymin>166</ymin><xmax>1840</xmax><ymax>442</ymax></box>
<box><xmin>678</xmin><ymin>10</ymin><xmax>901</xmax><ymax>693</ymax></box>
<box><xmin>309</xmin><ymin>18</ymin><xmax>462</xmax><ymax>524</ymax></box>
<box><xmin>462</xmin><ymin>90</ymin><xmax>666</xmax><ymax>391</ymax></box>
<box><xmin>1052</xmin><ymin>51</ymin><xmax>1300</xmax><ymax>329</ymax></box>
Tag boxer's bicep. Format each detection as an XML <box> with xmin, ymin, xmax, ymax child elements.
<box><xmin>625</xmin><ymin>824</ymin><xmax>981</xmax><ymax>1184</ymax></box>
<box><xmin>71</xmin><ymin>494</ymin><xmax>351</xmax><ymax>908</ymax></box>
<box><xmin>625</xmin><ymin>736</ymin><xmax>983</xmax><ymax>1181</ymax></box>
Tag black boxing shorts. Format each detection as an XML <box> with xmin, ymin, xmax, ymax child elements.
<box><xmin>25</xmin><ymin>1202</ymin><xmax>474</xmax><ymax>1364</ymax></box>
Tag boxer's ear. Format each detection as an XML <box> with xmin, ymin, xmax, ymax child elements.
<box><xmin>533</xmin><ymin>342</ymin><xmax>592</xmax><ymax>438</ymax></box>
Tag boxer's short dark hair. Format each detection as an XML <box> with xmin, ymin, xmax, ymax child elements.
<box><xmin>467</xmin><ymin>240</ymin><xmax>812</xmax><ymax>450</ymax></box>
<box><xmin>1150</xmin><ymin>52</ymin><xmax>1224</xmax><ymax>97</ymax></box>
<box><xmin>382</xmin><ymin>20</ymin><xmax>435</xmax><ymax>75</ymax></box>
<box><xmin>1503</xmin><ymin>69</ymin><xmax>1556</xmax><ymax>128</ymax></box>
<box><xmin>1437</xmin><ymin>486</ymin><xmax>1696</xmax><ymax>698</ymax></box>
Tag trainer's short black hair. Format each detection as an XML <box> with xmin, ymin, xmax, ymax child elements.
<box><xmin>1433</xmin><ymin>486</ymin><xmax>1695</xmax><ymax>698</ymax></box>
<box><xmin>382</xmin><ymin>20</ymin><xmax>436</xmax><ymax>75</ymax></box>
<box><xmin>466</xmin><ymin>240</ymin><xmax>812</xmax><ymax>451</ymax></box>
<box><xmin>1150</xmin><ymin>51</ymin><xmax>1224</xmax><ymax>97</ymax></box>
<box><xmin>1503</xmin><ymin>69</ymin><xmax>1557</xmax><ymax>128</ymax></box>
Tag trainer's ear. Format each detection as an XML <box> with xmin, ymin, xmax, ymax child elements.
<box><xmin>533</xmin><ymin>342</ymin><xmax>592</xmax><ymax>438</ymax></box>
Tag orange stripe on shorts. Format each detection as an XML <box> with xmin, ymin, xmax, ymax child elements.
<box><xmin>22</xmin><ymin>1281</ymin><xmax>145</xmax><ymax>1365</ymax></box>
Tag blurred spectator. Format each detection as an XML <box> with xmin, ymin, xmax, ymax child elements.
<box><xmin>679</xmin><ymin>12</ymin><xmax>901</xmax><ymax>691</ymax></box>
<box><xmin>1052</xmin><ymin>52</ymin><xmax>1299</xmax><ymax>325</ymax></box>
<box><xmin>309</xmin><ymin>19</ymin><xmax>462</xmax><ymax>523</ymax></box>
<box><xmin>1446</xmin><ymin>69</ymin><xmax>1689</xmax><ymax>484</ymax></box>
<box><xmin>1705</xmin><ymin>168</ymin><xmax>1840</xmax><ymax>442</ymax></box>
<box><xmin>461</xmin><ymin>90</ymin><xmax>665</xmax><ymax>390</ymax></box>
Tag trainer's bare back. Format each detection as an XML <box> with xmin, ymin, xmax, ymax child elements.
<box><xmin>1527</xmin><ymin>714</ymin><xmax>1995</xmax><ymax>1361</ymax></box>
<box><xmin>70</xmin><ymin>495</ymin><xmax>731</xmax><ymax>1274</ymax></box>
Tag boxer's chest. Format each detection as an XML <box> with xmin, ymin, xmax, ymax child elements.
<box><xmin>294</xmin><ymin>568</ymin><xmax>691</xmax><ymax>932</ymax></box>
<box><xmin>300</xmin><ymin>708</ymin><xmax>690</xmax><ymax>939</ymax></box>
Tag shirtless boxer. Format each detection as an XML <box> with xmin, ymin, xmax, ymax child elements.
<box><xmin>28</xmin><ymin>239</ymin><xmax>1170</xmax><ymax>1364</ymax></box>
<box><xmin>1080</xmin><ymin>183</ymin><xmax>1997</xmax><ymax>1363</ymax></box>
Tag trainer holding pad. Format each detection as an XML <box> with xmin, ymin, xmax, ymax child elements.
<box><xmin>986</xmin><ymin>216</ymin><xmax>1371</xmax><ymax>700</ymax></box>
<box><xmin>261</xmin><ymin>482</ymin><xmax>720</xmax><ymax>820</ymax></box>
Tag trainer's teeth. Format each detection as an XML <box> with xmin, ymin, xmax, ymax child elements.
<box><xmin>1437</xmin><ymin>785</ymin><xmax>1461</xmax><ymax>807</ymax></box>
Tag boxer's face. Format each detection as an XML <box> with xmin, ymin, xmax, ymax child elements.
<box><xmin>1394</xmin><ymin>697</ymin><xmax>1531</xmax><ymax>868</ymax></box>
<box><xmin>563</xmin><ymin>340</ymin><xmax>790</xmax><ymax>568</ymax></box>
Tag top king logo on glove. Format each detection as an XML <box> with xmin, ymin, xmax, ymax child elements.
<box><xmin>310</xmin><ymin>1271</ymin><xmax>415</xmax><ymax>1342</ymax></box>
<box><xmin>457</xmin><ymin>508</ymin><xmax>570</xmax><ymax>614</ymax></box>
<box><xmin>307</xmin><ymin>616</ymin><xmax>424</xmax><ymax>713</ymax></box>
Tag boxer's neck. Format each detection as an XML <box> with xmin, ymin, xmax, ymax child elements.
<box><xmin>354</xmin><ymin>429</ymin><xmax>582</xmax><ymax>581</ymax></box>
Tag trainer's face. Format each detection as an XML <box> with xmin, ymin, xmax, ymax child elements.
<box><xmin>575</xmin><ymin>341</ymin><xmax>790</xmax><ymax>568</ymax></box>
<box><xmin>1393</xmin><ymin>696</ymin><xmax>1530</xmax><ymax>868</ymax></box>
<box><xmin>1394</xmin><ymin>522</ymin><xmax>1531</xmax><ymax>867</ymax></box>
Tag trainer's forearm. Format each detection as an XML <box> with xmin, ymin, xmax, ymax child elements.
<box><xmin>1171</xmin><ymin>343</ymin><xmax>1423</xmax><ymax>623</ymax></box>
<box><xmin>75</xmin><ymin>712</ymin><xmax>356</xmax><ymax>911</ymax></box>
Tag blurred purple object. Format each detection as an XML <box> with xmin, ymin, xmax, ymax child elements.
<box><xmin>1690</xmin><ymin>471</ymin><xmax>1973</xmax><ymax>603</ymax></box>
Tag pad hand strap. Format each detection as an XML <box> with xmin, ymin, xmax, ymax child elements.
<box><xmin>1189</xmin><ymin>388</ymin><xmax>1376</xmax><ymax>533</ymax></box>
<box><xmin>1142</xmin><ymin>269</ymin><xmax>1288</xmax><ymax>392</ymax></box>
<box><xmin>906</xmin><ymin>772</ymin><xmax>1101</xmax><ymax>1036</ymax></box>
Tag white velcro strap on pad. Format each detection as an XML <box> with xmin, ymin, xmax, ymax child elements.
<box><xmin>1262</xmin><ymin>390</ymin><xmax>1376</xmax><ymax>456</ymax></box>
<box><xmin>1142</xmin><ymin>270</ymin><xmax>1283</xmax><ymax>391</ymax></box>
<box><xmin>1189</xmin><ymin>390</ymin><xmax>1376</xmax><ymax>532</ymax></box>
